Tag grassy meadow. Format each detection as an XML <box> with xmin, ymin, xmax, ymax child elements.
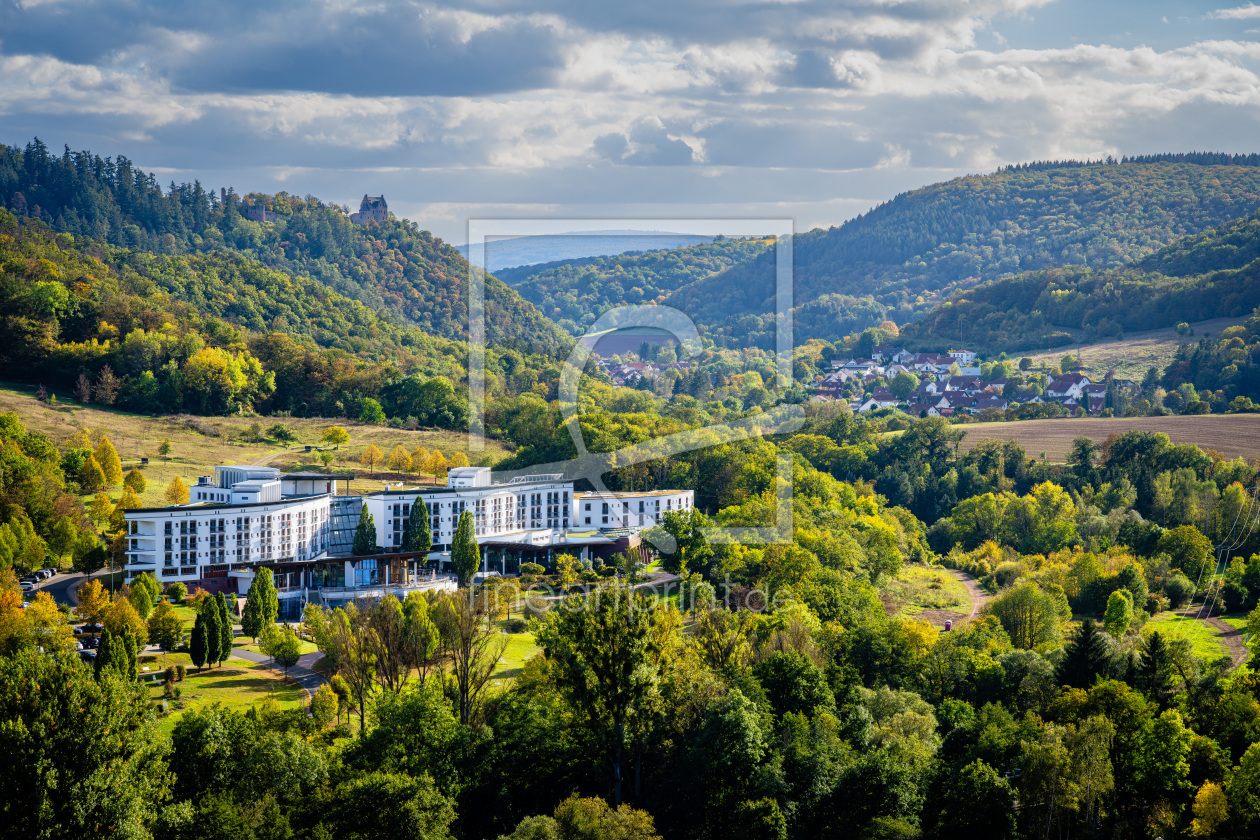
<box><xmin>0</xmin><ymin>381</ymin><xmax>511</xmax><ymax>508</ymax></box>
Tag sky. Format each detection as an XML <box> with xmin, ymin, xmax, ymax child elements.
<box><xmin>1</xmin><ymin>0</ymin><xmax>1258</xmax><ymax>244</ymax></box>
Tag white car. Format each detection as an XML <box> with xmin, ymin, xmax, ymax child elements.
<box><xmin>19</xmin><ymin>581</ymin><xmax>35</xmax><ymax>592</ymax></box>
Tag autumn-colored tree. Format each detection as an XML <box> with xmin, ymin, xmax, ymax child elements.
<box><xmin>1190</xmin><ymin>781</ymin><xmax>1228</xmax><ymax>836</ymax></box>
<box><xmin>123</xmin><ymin>467</ymin><xmax>146</xmax><ymax>494</ymax></box>
<box><xmin>77</xmin><ymin>578</ymin><xmax>112</xmax><ymax>626</ymax></box>
<box><xmin>411</xmin><ymin>446</ymin><xmax>429</xmax><ymax>476</ymax></box>
<box><xmin>322</xmin><ymin>426</ymin><xmax>350</xmax><ymax>449</ymax></box>
<box><xmin>386</xmin><ymin>445</ymin><xmax>412</xmax><ymax>473</ymax></box>
<box><xmin>425</xmin><ymin>450</ymin><xmax>448</xmax><ymax>482</ymax></box>
<box><xmin>448</xmin><ymin>451</ymin><xmax>470</xmax><ymax>469</ymax></box>
<box><xmin>104</xmin><ymin>596</ymin><xmax>148</xmax><ymax>646</ymax></box>
<box><xmin>94</xmin><ymin>436</ymin><xmax>123</xmax><ymax>485</ymax></box>
<box><xmin>360</xmin><ymin>445</ymin><xmax>384</xmax><ymax>474</ymax></box>
<box><xmin>164</xmin><ymin>476</ymin><xmax>190</xmax><ymax>505</ymax></box>
<box><xmin>79</xmin><ymin>455</ymin><xmax>107</xmax><ymax>492</ymax></box>
<box><xmin>94</xmin><ymin>365</ymin><xmax>121</xmax><ymax>406</ymax></box>
<box><xmin>88</xmin><ymin>493</ymin><xmax>114</xmax><ymax>527</ymax></box>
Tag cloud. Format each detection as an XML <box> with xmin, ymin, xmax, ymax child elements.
<box><xmin>594</xmin><ymin>117</ymin><xmax>698</xmax><ymax>165</ymax></box>
<box><xmin>1</xmin><ymin>0</ymin><xmax>1259</xmax><ymax>244</ymax></box>
<box><xmin>1210</xmin><ymin>4</ymin><xmax>1260</xmax><ymax>19</ymax></box>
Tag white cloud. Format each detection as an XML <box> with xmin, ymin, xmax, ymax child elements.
<box><xmin>1210</xmin><ymin>4</ymin><xmax>1260</xmax><ymax>20</ymax></box>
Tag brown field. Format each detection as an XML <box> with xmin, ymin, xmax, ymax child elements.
<box><xmin>957</xmin><ymin>414</ymin><xmax>1260</xmax><ymax>463</ymax></box>
<box><xmin>0</xmin><ymin>382</ymin><xmax>512</xmax><ymax>507</ymax></box>
<box><xmin>1022</xmin><ymin>315</ymin><xmax>1248</xmax><ymax>381</ymax></box>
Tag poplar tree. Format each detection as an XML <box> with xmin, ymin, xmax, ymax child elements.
<box><xmin>216</xmin><ymin>592</ymin><xmax>233</xmax><ymax>663</ymax></box>
<box><xmin>402</xmin><ymin>498</ymin><xmax>432</xmax><ymax>554</ymax></box>
<box><xmin>94</xmin><ymin>436</ymin><xmax>123</xmax><ymax>486</ymax></box>
<box><xmin>451</xmin><ymin>510</ymin><xmax>479</xmax><ymax>588</ymax></box>
<box><xmin>94</xmin><ymin>627</ymin><xmax>116</xmax><ymax>677</ymax></box>
<box><xmin>201</xmin><ymin>600</ymin><xmax>221</xmax><ymax>668</ymax></box>
<box><xmin>242</xmin><ymin>568</ymin><xmax>279</xmax><ymax>643</ymax></box>
<box><xmin>352</xmin><ymin>506</ymin><xmax>377</xmax><ymax>556</ymax></box>
<box><xmin>190</xmin><ymin>611</ymin><xmax>207</xmax><ymax>671</ymax></box>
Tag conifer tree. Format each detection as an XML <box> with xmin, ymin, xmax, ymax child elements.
<box><xmin>452</xmin><ymin>510</ymin><xmax>479</xmax><ymax>588</ymax></box>
<box><xmin>1057</xmin><ymin>618</ymin><xmax>1113</xmax><ymax>688</ymax></box>
<box><xmin>164</xmin><ymin>476</ymin><xmax>190</xmax><ymax>505</ymax></box>
<box><xmin>352</xmin><ymin>506</ymin><xmax>377</xmax><ymax>556</ymax></box>
<box><xmin>190</xmin><ymin>612</ymin><xmax>207</xmax><ymax>671</ymax></box>
<box><xmin>79</xmin><ymin>455</ymin><xmax>107</xmax><ymax>493</ymax></box>
<box><xmin>402</xmin><ymin>498</ymin><xmax>432</xmax><ymax>554</ymax></box>
<box><xmin>201</xmin><ymin>600</ymin><xmax>221</xmax><ymax>668</ymax></box>
<box><xmin>216</xmin><ymin>592</ymin><xmax>233</xmax><ymax>663</ymax></box>
<box><xmin>242</xmin><ymin>568</ymin><xmax>279</xmax><ymax>643</ymax></box>
<box><xmin>94</xmin><ymin>436</ymin><xmax>124</xmax><ymax>486</ymax></box>
<box><xmin>121</xmin><ymin>627</ymin><xmax>138</xmax><ymax>680</ymax></box>
<box><xmin>94</xmin><ymin>627</ymin><xmax>116</xmax><ymax>677</ymax></box>
<box><xmin>123</xmin><ymin>467</ymin><xmax>146</xmax><ymax>494</ymax></box>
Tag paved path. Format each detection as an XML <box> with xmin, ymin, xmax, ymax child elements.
<box><xmin>949</xmin><ymin>569</ymin><xmax>991</xmax><ymax>620</ymax></box>
<box><xmin>43</xmin><ymin>568</ymin><xmax>115</xmax><ymax>608</ymax></box>
<box><xmin>231</xmin><ymin>647</ymin><xmax>328</xmax><ymax>698</ymax></box>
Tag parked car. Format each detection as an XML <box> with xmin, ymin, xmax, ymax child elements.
<box><xmin>41</xmin><ymin>567</ymin><xmax>57</xmax><ymax>577</ymax></box>
<box><xmin>78</xmin><ymin>650</ymin><xmax>97</xmax><ymax>663</ymax></box>
<box><xmin>85</xmin><ymin>636</ymin><xmax>100</xmax><ymax>649</ymax></box>
<box><xmin>19</xmin><ymin>581</ymin><xmax>35</xmax><ymax>592</ymax></box>
<box><xmin>79</xmin><ymin>623</ymin><xmax>105</xmax><ymax>635</ymax></box>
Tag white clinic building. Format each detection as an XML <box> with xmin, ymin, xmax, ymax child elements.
<box><xmin>124</xmin><ymin>464</ymin><xmax>694</xmax><ymax>613</ymax></box>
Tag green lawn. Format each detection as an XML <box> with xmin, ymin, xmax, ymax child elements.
<box><xmin>489</xmin><ymin>631</ymin><xmax>541</xmax><ymax>686</ymax></box>
<box><xmin>146</xmin><ymin>655</ymin><xmax>305</xmax><ymax>736</ymax></box>
<box><xmin>1145</xmin><ymin>613</ymin><xmax>1231</xmax><ymax>660</ymax></box>
<box><xmin>884</xmin><ymin>563</ymin><xmax>970</xmax><ymax>616</ymax></box>
<box><xmin>234</xmin><ymin>637</ymin><xmax>320</xmax><ymax>657</ymax></box>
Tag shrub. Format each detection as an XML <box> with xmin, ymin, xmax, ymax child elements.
<box><xmin>176</xmin><ymin>664</ymin><xmax>186</xmax><ymax>681</ymax></box>
<box><xmin>165</xmin><ymin>666</ymin><xmax>177</xmax><ymax>683</ymax></box>
<box><xmin>503</xmin><ymin>618</ymin><xmax>529</xmax><ymax>634</ymax></box>
<box><xmin>165</xmin><ymin>582</ymin><xmax>187</xmax><ymax>603</ymax></box>
<box><xmin>1164</xmin><ymin>574</ymin><xmax>1196</xmax><ymax>610</ymax></box>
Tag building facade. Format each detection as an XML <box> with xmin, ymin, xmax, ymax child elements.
<box><xmin>124</xmin><ymin>464</ymin><xmax>694</xmax><ymax>613</ymax></box>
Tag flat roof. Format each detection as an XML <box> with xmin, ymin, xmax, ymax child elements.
<box><xmin>575</xmin><ymin>489</ymin><xmax>690</xmax><ymax>498</ymax></box>
<box><xmin>127</xmin><ymin>493</ymin><xmax>333</xmax><ymax>514</ymax></box>
<box><xmin>282</xmin><ymin>471</ymin><xmax>350</xmax><ymax>480</ymax></box>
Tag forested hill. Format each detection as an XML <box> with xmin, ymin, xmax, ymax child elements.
<box><xmin>493</xmin><ymin>237</ymin><xmax>774</xmax><ymax>336</ymax></box>
<box><xmin>0</xmin><ymin>139</ymin><xmax>568</xmax><ymax>353</ymax></box>
<box><xmin>898</xmin><ymin>208</ymin><xmax>1260</xmax><ymax>354</ymax></box>
<box><xmin>0</xmin><ymin>207</ymin><xmax>472</xmax><ymax>416</ymax></box>
<box><xmin>663</xmin><ymin>156</ymin><xmax>1260</xmax><ymax>348</ymax></box>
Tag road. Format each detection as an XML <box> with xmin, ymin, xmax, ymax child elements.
<box><xmin>36</xmin><ymin>568</ymin><xmax>119</xmax><ymax>608</ymax></box>
<box><xmin>231</xmin><ymin>647</ymin><xmax>328</xmax><ymax>697</ymax></box>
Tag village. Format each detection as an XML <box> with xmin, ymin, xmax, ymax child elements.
<box><xmin>816</xmin><ymin>345</ymin><xmax>1139</xmax><ymax>418</ymax></box>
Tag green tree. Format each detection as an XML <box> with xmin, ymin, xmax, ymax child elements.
<box><xmin>1157</xmin><ymin>525</ymin><xmax>1214</xmax><ymax>581</ymax></box>
<box><xmin>242</xmin><ymin>567</ymin><xmax>279</xmax><ymax>643</ymax></box>
<box><xmin>451</xmin><ymin>510</ymin><xmax>479</xmax><ymax>588</ymax></box>
<box><xmin>157</xmin><ymin>440</ymin><xmax>171</xmax><ymax>461</ymax></box>
<box><xmin>353</xmin><ymin>506</ymin><xmax>378</xmax><ymax>556</ymax></box>
<box><xmin>325</xmin><ymin>771</ymin><xmax>456</xmax><ymax>840</ymax></box>
<box><xmin>216</xmin><ymin>592</ymin><xmax>233</xmax><ymax>664</ymax></box>
<box><xmin>649</xmin><ymin>507</ymin><xmax>712</xmax><ymax>576</ymax></box>
<box><xmin>201</xmin><ymin>598</ymin><xmax>222</xmax><ymax>668</ymax></box>
<box><xmin>94</xmin><ymin>626</ymin><xmax>118</xmax><ymax>677</ymax></box>
<box><xmin>190</xmin><ymin>610</ymin><xmax>208</xmax><ymax>670</ymax></box>
<box><xmin>147</xmin><ymin>600</ymin><xmax>184</xmax><ymax>651</ymax></box>
<box><xmin>358</xmin><ymin>398</ymin><xmax>386</xmax><ymax>425</ymax></box>
<box><xmin>1135</xmin><ymin>630</ymin><xmax>1175</xmax><ymax>707</ymax></box>
<box><xmin>128</xmin><ymin>582</ymin><xmax>153</xmax><ymax>620</ymax></box>
<box><xmin>935</xmin><ymin>759</ymin><xmax>1017</xmax><ymax>840</ymax></box>
<box><xmin>311</xmin><ymin>683</ymin><xmax>338</xmax><ymax>727</ymax></box>
<box><xmin>1057</xmin><ymin>618</ymin><xmax>1112</xmax><ymax>689</ymax></box>
<box><xmin>537</xmin><ymin>584</ymin><xmax>664</xmax><ymax>806</ymax></box>
<box><xmin>984</xmin><ymin>581</ymin><xmax>1062</xmax><ymax>649</ymax></box>
<box><xmin>0</xmin><ymin>649</ymin><xmax>171</xmax><ymax>838</ymax></box>
<box><xmin>1104</xmin><ymin>589</ymin><xmax>1134</xmax><ymax>637</ymax></box>
<box><xmin>270</xmin><ymin>624</ymin><xmax>302</xmax><ymax>675</ymax></box>
<box><xmin>889</xmin><ymin>370</ymin><xmax>919</xmax><ymax>400</ymax></box>
<box><xmin>322</xmin><ymin>426</ymin><xmax>350</xmax><ymax>449</ymax></box>
<box><xmin>402</xmin><ymin>498</ymin><xmax>433</xmax><ymax>554</ymax></box>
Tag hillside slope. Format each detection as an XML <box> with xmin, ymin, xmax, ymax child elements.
<box><xmin>665</xmin><ymin>156</ymin><xmax>1260</xmax><ymax>347</ymax></box>
<box><xmin>0</xmin><ymin>139</ymin><xmax>568</xmax><ymax>353</ymax></box>
<box><xmin>494</xmin><ymin>237</ymin><xmax>774</xmax><ymax>335</ymax></box>
<box><xmin>899</xmin><ymin>208</ymin><xmax>1260</xmax><ymax>355</ymax></box>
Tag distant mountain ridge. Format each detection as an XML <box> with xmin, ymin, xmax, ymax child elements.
<box><xmin>663</xmin><ymin>156</ymin><xmax>1260</xmax><ymax>348</ymax></box>
<box><xmin>459</xmin><ymin>230</ymin><xmax>714</xmax><ymax>272</ymax></box>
